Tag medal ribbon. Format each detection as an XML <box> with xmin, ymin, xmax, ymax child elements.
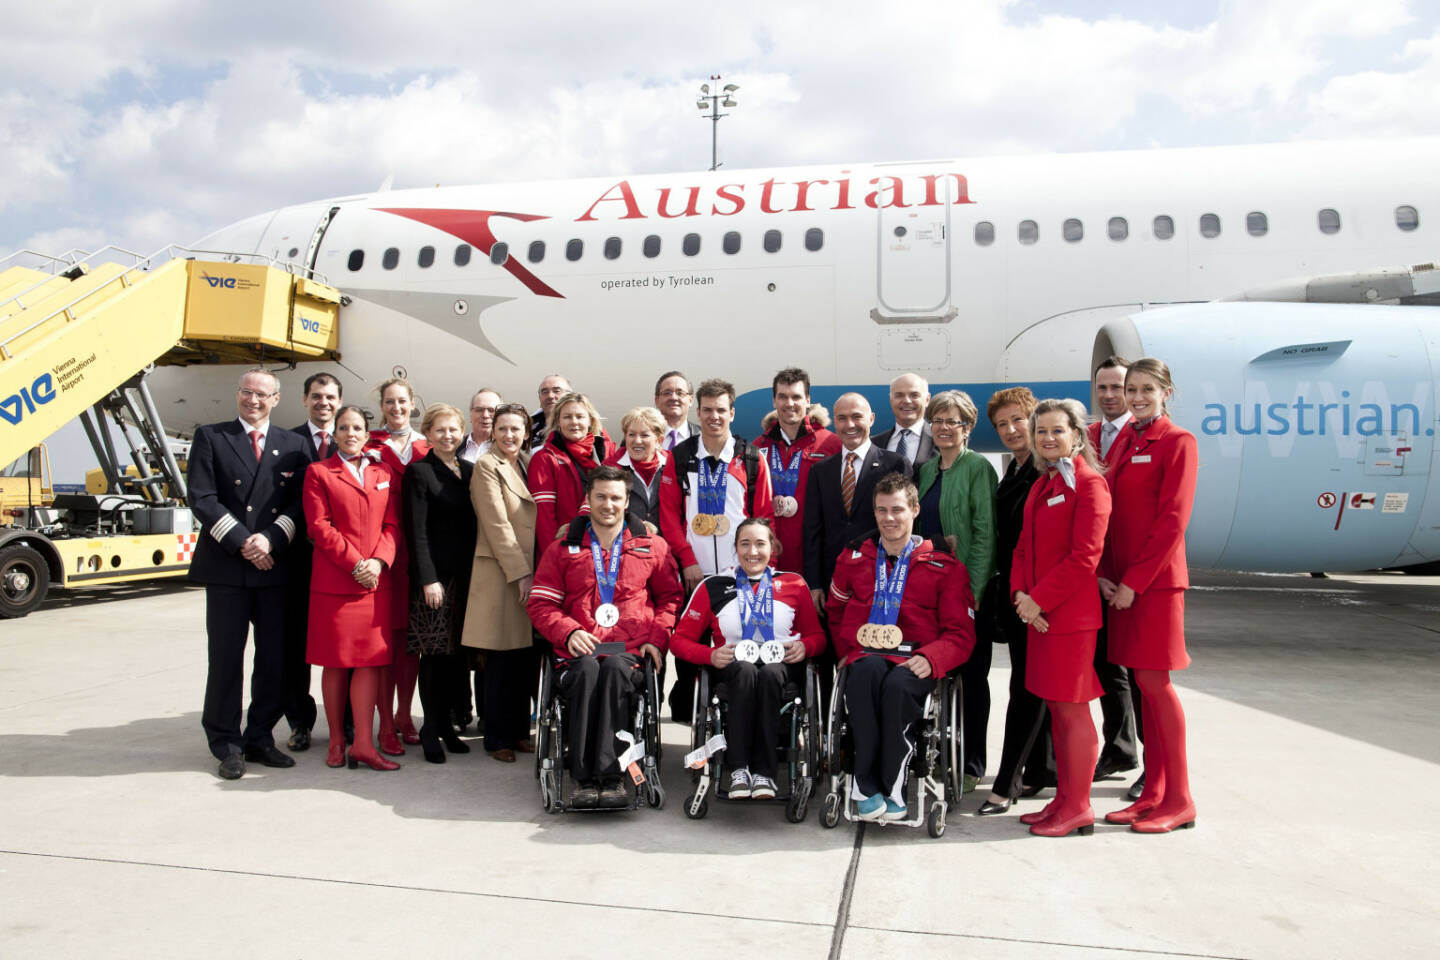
<box><xmin>767</xmin><ymin>444</ymin><xmax>803</xmax><ymax>498</ymax></box>
<box><xmin>868</xmin><ymin>538</ymin><xmax>917</xmax><ymax>627</ymax></box>
<box><xmin>696</xmin><ymin>456</ymin><xmax>729</xmax><ymax>514</ymax></box>
<box><xmin>732</xmin><ymin>567</ymin><xmax>775</xmax><ymax>643</ymax></box>
<box><xmin>589</xmin><ymin>523</ymin><xmax>623</xmax><ymax>607</ymax></box>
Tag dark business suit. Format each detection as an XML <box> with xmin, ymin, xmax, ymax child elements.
<box><xmin>873</xmin><ymin>422</ymin><xmax>936</xmax><ymax>471</ymax></box>
<box><xmin>281</xmin><ymin>423</ymin><xmax>326</xmax><ymax>735</ymax></box>
<box><xmin>189</xmin><ymin>419</ymin><xmax>309</xmax><ymax>760</ymax></box>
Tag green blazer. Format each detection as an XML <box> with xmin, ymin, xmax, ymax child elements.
<box><xmin>915</xmin><ymin>449</ymin><xmax>998</xmax><ymax>601</ymax></box>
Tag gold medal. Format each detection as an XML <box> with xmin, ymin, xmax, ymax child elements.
<box><xmin>712</xmin><ymin>514</ymin><xmax>730</xmax><ymax>537</ymax></box>
<box><xmin>880</xmin><ymin>624</ymin><xmax>904</xmax><ymax>650</ymax></box>
<box><xmin>857</xmin><ymin>623</ymin><xmax>878</xmax><ymax>649</ymax></box>
<box><xmin>691</xmin><ymin>513</ymin><xmax>715</xmax><ymax>536</ymax></box>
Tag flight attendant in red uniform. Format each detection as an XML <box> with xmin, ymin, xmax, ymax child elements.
<box><xmin>367</xmin><ymin>377</ymin><xmax>430</xmax><ymax>752</ymax></box>
<box><xmin>751</xmin><ymin>368</ymin><xmax>841</xmax><ymax>577</ymax></box>
<box><xmin>1010</xmin><ymin>399</ymin><xmax>1112</xmax><ymax>837</ymax></box>
<box><xmin>1099</xmin><ymin>358</ymin><xmax>1199</xmax><ymax>833</ymax></box>
<box><xmin>305</xmin><ymin>405</ymin><xmax>402</xmax><ymax>770</ymax></box>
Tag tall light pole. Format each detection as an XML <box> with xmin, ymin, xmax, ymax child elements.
<box><xmin>696</xmin><ymin>75</ymin><xmax>739</xmax><ymax>171</ymax></box>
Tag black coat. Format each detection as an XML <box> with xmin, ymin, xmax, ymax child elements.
<box><xmin>983</xmin><ymin>455</ymin><xmax>1041</xmax><ymax>642</ymax></box>
<box><xmin>403</xmin><ymin>450</ymin><xmax>478</xmax><ymax>590</ymax></box>
<box><xmin>802</xmin><ymin>444</ymin><xmax>909</xmax><ymax>592</ymax></box>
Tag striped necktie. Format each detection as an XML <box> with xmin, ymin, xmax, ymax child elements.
<box><xmin>841</xmin><ymin>451</ymin><xmax>857</xmax><ymax>514</ymax></box>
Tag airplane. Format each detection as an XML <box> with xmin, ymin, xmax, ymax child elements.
<box><xmin>139</xmin><ymin>136</ymin><xmax>1437</xmax><ymax>573</ymax></box>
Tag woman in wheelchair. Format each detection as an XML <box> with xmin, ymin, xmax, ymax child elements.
<box><xmin>827</xmin><ymin>472</ymin><xmax>976</xmax><ymax>822</ymax></box>
<box><xmin>671</xmin><ymin>519</ymin><xmax>825</xmax><ymax>800</ymax></box>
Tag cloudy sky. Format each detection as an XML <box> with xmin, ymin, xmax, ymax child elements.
<box><xmin>3</xmin><ymin>0</ymin><xmax>1437</xmax><ymax>256</ymax></box>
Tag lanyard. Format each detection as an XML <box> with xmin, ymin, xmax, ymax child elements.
<box><xmin>732</xmin><ymin>567</ymin><xmax>775</xmax><ymax>643</ymax></box>
<box><xmin>868</xmin><ymin>538</ymin><xmax>917</xmax><ymax>626</ymax></box>
<box><xmin>768</xmin><ymin>444</ymin><xmax>803</xmax><ymax>497</ymax></box>
<box><xmin>589</xmin><ymin>524</ymin><xmax>623</xmax><ymax>606</ymax></box>
<box><xmin>697</xmin><ymin>455</ymin><xmax>729</xmax><ymax>513</ymax></box>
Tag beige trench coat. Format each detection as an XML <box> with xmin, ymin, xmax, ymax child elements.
<box><xmin>461</xmin><ymin>449</ymin><xmax>536</xmax><ymax>651</ymax></box>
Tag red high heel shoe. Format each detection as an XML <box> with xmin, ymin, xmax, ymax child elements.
<box><xmin>1130</xmin><ymin>803</ymin><xmax>1196</xmax><ymax>834</ymax></box>
<box><xmin>325</xmin><ymin>740</ymin><xmax>346</xmax><ymax>768</ymax></box>
<box><xmin>396</xmin><ymin>720</ymin><xmax>421</xmax><ymax>745</ymax></box>
<box><xmin>347</xmin><ymin>749</ymin><xmax>400</xmax><ymax>771</ymax></box>
<box><xmin>378</xmin><ymin>730</ymin><xmax>406</xmax><ymax>756</ymax></box>
<box><xmin>1030</xmin><ymin>808</ymin><xmax>1095</xmax><ymax>837</ymax></box>
<box><xmin>1019</xmin><ymin>800</ymin><xmax>1058</xmax><ymax>825</ymax></box>
<box><xmin>1105</xmin><ymin>798</ymin><xmax>1159</xmax><ymax>825</ymax></box>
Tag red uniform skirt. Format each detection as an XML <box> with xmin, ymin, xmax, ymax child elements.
<box><xmin>306</xmin><ymin>588</ymin><xmax>393</xmax><ymax>668</ymax></box>
<box><xmin>1107</xmin><ymin>587</ymin><xmax>1190</xmax><ymax>671</ymax></box>
<box><xmin>1025</xmin><ymin>628</ymin><xmax>1103</xmax><ymax>703</ymax></box>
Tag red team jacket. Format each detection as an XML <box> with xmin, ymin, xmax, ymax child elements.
<box><xmin>526</xmin><ymin>522</ymin><xmax>684</xmax><ymax>661</ymax></box>
<box><xmin>529</xmin><ymin>432</ymin><xmax>618</xmax><ymax>551</ymax></box>
<box><xmin>826</xmin><ymin>537</ymin><xmax>976</xmax><ymax>676</ymax></box>
<box><xmin>751</xmin><ymin>423</ymin><xmax>842</xmax><ymax>576</ymax></box>
<box><xmin>670</xmin><ymin>570</ymin><xmax>827</xmax><ymax>665</ymax></box>
<box><xmin>657</xmin><ymin>436</ymin><xmax>775</xmax><ymax>573</ymax></box>
<box><xmin>1100</xmin><ymin>416</ymin><xmax>1198</xmax><ymax>594</ymax></box>
<box><xmin>1010</xmin><ymin>459</ymin><xmax>1112</xmax><ymax>633</ymax></box>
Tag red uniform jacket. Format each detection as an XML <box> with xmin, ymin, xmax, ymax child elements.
<box><xmin>527</xmin><ymin>522</ymin><xmax>683</xmax><ymax>660</ymax></box>
<box><xmin>303</xmin><ymin>455</ymin><xmax>400</xmax><ymax>596</ymax></box>
<box><xmin>657</xmin><ymin>435</ymin><xmax>775</xmax><ymax>573</ymax></box>
<box><xmin>1011</xmin><ymin>459</ymin><xmax>1112</xmax><ymax>633</ymax></box>
<box><xmin>670</xmin><ymin>570</ymin><xmax>827</xmax><ymax>665</ymax></box>
<box><xmin>528</xmin><ymin>432</ymin><xmax>617</xmax><ymax>552</ymax></box>
<box><xmin>366</xmin><ymin>431</ymin><xmax>428</xmax><ymax>627</ymax></box>
<box><xmin>826</xmin><ymin>537</ymin><xmax>976</xmax><ymax>676</ymax></box>
<box><xmin>752</xmin><ymin>423</ymin><xmax>842</xmax><ymax>576</ymax></box>
<box><xmin>1101</xmin><ymin>417</ymin><xmax>1197</xmax><ymax>593</ymax></box>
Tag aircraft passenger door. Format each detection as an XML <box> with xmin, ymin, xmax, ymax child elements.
<box><xmin>873</xmin><ymin>177</ymin><xmax>953</xmax><ymax>323</ymax></box>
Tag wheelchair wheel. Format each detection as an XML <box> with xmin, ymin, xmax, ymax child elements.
<box><xmin>927</xmin><ymin>800</ymin><xmax>948</xmax><ymax>838</ymax></box>
<box><xmin>643</xmin><ymin>659</ymin><xmax>664</xmax><ymax>764</ymax></box>
<box><xmin>944</xmin><ymin>678</ymin><xmax>963</xmax><ymax>803</ymax></box>
<box><xmin>685</xmin><ymin>795</ymin><xmax>709</xmax><ymax>820</ymax></box>
<box><xmin>823</xmin><ymin>665</ymin><xmax>848</xmax><ymax>777</ymax></box>
<box><xmin>820</xmin><ymin>790</ymin><xmax>842</xmax><ymax>829</ymax></box>
<box><xmin>646</xmin><ymin>770</ymin><xmax>666</xmax><ymax>809</ymax></box>
<box><xmin>785</xmin><ymin>781</ymin><xmax>812</xmax><ymax>823</ymax></box>
<box><xmin>534</xmin><ymin>657</ymin><xmax>552</xmax><ymax>781</ymax></box>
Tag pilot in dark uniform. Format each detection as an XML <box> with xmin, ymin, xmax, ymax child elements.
<box><xmin>188</xmin><ymin>369</ymin><xmax>310</xmax><ymax>779</ymax></box>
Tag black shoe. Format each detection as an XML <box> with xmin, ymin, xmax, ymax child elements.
<box><xmin>572</xmin><ymin>782</ymin><xmax>599</xmax><ymax>809</ymax></box>
<box><xmin>243</xmin><ymin>745</ymin><xmax>296</xmax><ymax>768</ymax></box>
<box><xmin>343</xmin><ymin>722</ymin><xmax>355</xmax><ymax>746</ymax></box>
<box><xmin>977</xmin><ymin>797</ymin><xmax>1013</xmax><ymax>816</ymax></box>
<box><xmin>419</xmin><ymin>723</ymin><xmax>446</xmax><ymax>764</ymax></box>
<box><xmin>441</xmin><ymin>731</ymin><xmax>471</xmax><ymax>754</ymax></box>
<box><xmin>1127</xmin><ymin>772</ymin><xmax>1146</xmax><ymax>801</ymax></box>
<box><xmin>598</xmin><ymin>780</ymin><xmax>629</xmax><ymax>808</ymax></box>
<box><xmin>286</xmin><ymin>728</ymin><xmax>311</xmax><ymax>752</ymax></box>
<box><xmin>1020</xmin><ymin>784</ymin><xmax>1047</xmax><ymax>798</ymax></box>
<box><xmin>218</xmin><ymin>754</ymin><xmax>246</xmax><ymax>780</ymax></box>
<box><xmin>1093</xmin><ymin>755</ymin><xmax>1138</xmax><ymax>781</ymax></box>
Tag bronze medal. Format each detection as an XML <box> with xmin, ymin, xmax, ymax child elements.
<box><xmin>691</xmin><ymin>513</ymin><xmax>715</xmax><ymax>536</ymax></box>
<box><xmin>880</xmin><ymin>624</ymin><xmax>904</xmax><ymax>650</ymax></box>
<box><xmin>711</xmin><ymin>514</ymin><xmax>730</xmax><ymax>537</ymax></box>
<box><xmin>857</xmin><ymin>623</ymin><xmax>878</xmax><ymax>649</ymax></box>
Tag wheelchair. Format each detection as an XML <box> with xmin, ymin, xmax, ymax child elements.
<box><xmin>534</xmin><ymin>650</ymin><xmax>666</xmax><ymax>814</ymax></box>
<box><xmin>683</xmin><ymin>660</ymin><xmax>822</xmax><ymax>822</ymax></box>
<box><xmin>819</xmin><ymin>660</ymin><xmax>963</xmax><ymax>838</ymax></box>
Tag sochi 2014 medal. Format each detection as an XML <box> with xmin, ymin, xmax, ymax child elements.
<box><xmin>760</xmin><ymin>640</ymin><xmax>785</xmax><ymax>664</ymax></box>
<box><xmin>595</xmin><ymin>603</ymin><xmax>620</xmax><ymax>628</ymax></box>
<box><xmin>857</xmin><ymin>623</ymin><xmax>879</xmax><ymax>649</ymax></box>
<box><xmin>734</xmin><ymin>640</ymin><xmax>761</xmax><ymax>663</ymax></box>
<box><xmin>774</xmin><ymin>495</ymin><xmax>796</xmax><ymax>518</ymax></box>
<box><xmin>711</xmin><ymin>515</ymin><xmax>730</xmax><ymax>536</ymax></box>
<box><xmin>691</xmin><ymin>513</ymin><xmax>715</xmax><ymax>536</ymax></box>
<box><xmin>878</xmin><ymin>624</ymin><xmax>904</xmax><ymax>649</ymax></box>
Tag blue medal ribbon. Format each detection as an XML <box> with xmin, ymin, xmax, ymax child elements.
<box><xmin>733</xmin><ymin>566</ymin><xmax>775</xmax><ymax>642</ymax></box>
<box><xmin>589</xmin><ymin>523</ymin><xmax>623</xmax><ymax>607</ymax></box>
<box><xmin>768</xmin><ymin>444</ymin><xmax>803</xmax><ymax>498</ymax></box>
<box><xmin>868</xmin><ymin>538</ymin><xmax>917</xmax><ymax>626</ymax></box>
<box><xmin>696</xmin><ymin>456</ymin><xmax>729</xmax><ymax>514</ymax></box>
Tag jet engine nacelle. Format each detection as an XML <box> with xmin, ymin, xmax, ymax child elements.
<box><xmin>1095</xmin><ymin>302</ymin><xmax>1439</xmax><ymax>571</ymax></box>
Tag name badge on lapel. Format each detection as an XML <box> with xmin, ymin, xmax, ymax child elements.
<box><xmin>377</xmin><ymin>481</ymin><xmax>390</xmax><ymax>489</ymax></box>
<box><xmin>1046</xmin><ymin>494</ymin><xmax>1066</xmax><ymax>506</ymax></box>
<box><xmin>1132</xmin><ymin>455</ymin><xmax>1152</xmax><ymax>464</ymax></box>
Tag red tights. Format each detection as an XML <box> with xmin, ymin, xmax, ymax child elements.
<box><xmin>1133</xmin><ymin>668</ymin><xmax>1192</xmax><ymax>814</ymax></box>
<box><xmin>1046</xmin><ymin>699</ymin><xmax>1098</xmax><ymax>820</ymax></box>
<box><xmin>387</xmin><ymin>650</ymin><xmax>419</xmax><ymax>727</ymax></box>
<box><xmin>322</xmin><ymin>666</ymin><xmax>385</xmax><ymax>764</ymax></box>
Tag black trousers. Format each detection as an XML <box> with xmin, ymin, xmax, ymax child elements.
<box><xmin>558</xmin><ymin>653</ymin><xmax>643</xmax><ymax>783</ymax></box>
<box><xmin>991</xmin><ymin>633</ymin><xmax>1055</xmax><ymax>797</ymax></box>
<box><xmin>959</xmin><ymin>634</ymin><xmax>993</xmax><ymax>778</ymax></box>
<box><xmin>1094</xmin><ymin>612</ymin><xmax>1139</xmax><ymax>765</ymax></box>
<box><xmin>667</xmin><ymin>657</ymin><xmax>700</xmax><ymax>722</ymax></box>
<box><xmin>717</xmin><ymin>660</ymin><xmax>789</xmax><ymax>777</ymax></box>
<box><xmin>844</xmin><ymin>655</ymin><xmax>934</xmax><ymax>804</ymax></box>
<box><xmin>202</xmin><ymin>583</ymin><xmax>287</xmax><ymax>759</ymax></box>
<box><xmin>484</xmin><ymin>646</ymin><xmax>535</xmax><ymax>751</ymax></box>
<box><xmin>280</xmin><ymin>578</ymin><xmax>317</xmax><ymax>733</ymax></box>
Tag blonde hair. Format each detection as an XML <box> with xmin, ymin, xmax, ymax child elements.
<box><xmin>546</xmin><ymin>391</ymin><xmax>603</xmax><ymax>438</ymax></box>
<box><xmin>1029</xmin><ymin>398</ymin><xmax>1100</xmax><ymax>472</ymax></box>
<box><xmin>1125</xmin><ymin>357</ymin><xmax>1177</xmax><ymax>416</ymax></box>
<box><xmin>377</xmin><ymin>376</ymin><xmax>414</xmax><ymax>402</ymax></box>
<box><xmin>620</xmin><ymin>405</ymin><xmax>666</xmax><ymax>442</ymax></box>
<box><xmin>420</xmin><ymin>402</ymin><xmax>464</xmax><ymax>435</ymax></box>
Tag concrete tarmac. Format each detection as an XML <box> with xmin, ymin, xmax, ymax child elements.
<box><xmin>1</xmin><ymin>569</ymin><xmax>1437</xmax><ymax>959</ymax></box>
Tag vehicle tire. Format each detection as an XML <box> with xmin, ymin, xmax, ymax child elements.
<box><xmin>684</xmin><ymin>794</ymin><xmax>709</xmax><ymax>820</ymax></box>
<box><xmin>927</xmin><ymin>802</ymin><xmax>947</xmax><ymax>839</ymax></box>
<box><xmin>820</xmin><ymin>791</ymin><xmax>841</xmax><ymax>829</ymax></box>
<box><xmin>0</xmin><ymin>543</ymin><xmax>49</xmax><ymax>619</ymax></box>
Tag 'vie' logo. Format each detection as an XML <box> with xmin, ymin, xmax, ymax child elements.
<box><xmin>201</xmin><ymin>272</ymin><xmax>237</xmax><ymax>289</ymax></box>
<box><xmin>299</xmin><ymin>316</ymin><xmax>323</xmax><ymax>333</ymax></box>
<box><xmin>1</xmin><ymin>373</ymin><xmax>57</xmax><ymax>425</ymax></box>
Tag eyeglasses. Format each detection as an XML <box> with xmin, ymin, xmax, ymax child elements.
<box><xmin>932</xmin><ymin>418</ymin><xmax>969</xmax><ymax>429</ymax></box>
<box><xmin>658</xmin><ymin>389</ymin><xmax>691</xmax><ymax>399</ymax></box>
<box><xmin>238</xmin><ymin>388</ymin><xmax>276</xmax><ymax>401</ymax></box>
<box><xmin>471</xmin><ymin>406</ymin><xmax>497</xmax><ymax>415</ymax></box>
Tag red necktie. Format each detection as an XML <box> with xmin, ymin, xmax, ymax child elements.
<box><xmin>250</xmin><ymin>430</ymin><xmax>263</xmax><ymax>462</ymax></box>
<box><xmin>841</xmin><ymin>451</ymin><xmax>857</xmax><ymax>514</ymax></box>
<box><xmin>317</xmin><ymin>431</ymin><xmax>331</xmax><ymax>459</ymax></box>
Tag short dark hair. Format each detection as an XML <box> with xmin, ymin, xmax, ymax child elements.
<box><xmin>734</xmin><ymin>517</ymin><xmax>781</xmax><ymax>558</ymax></box>
<box><xmin>585</xmin><ymin>464</ymin><xmax>629</xmax><ymax>494</ymax></box>
<box><xmin>695</xmin><ymin>378</ymin><xmax>736</xmax><ymax>407</ymax></box>
<box><xmin>333</xmin><ymin>404</ymin><xmax>370</xmax><ymax>430</ymax></box>
<box><xmin>303</xmin><ymin>372</ymin><xmax>342</xmax><ymax>397</ymax></box>
<box><xmin>772</xmin><ymin>367</ymin><xmax>811</xmax><ymax>396</ymax></box>
<box><xmin>492</xmin><ymin>402</ymin><xmax>532</xmax><ymax>444</ymax></box>
<box><xmin>873</xmin><ymin>471</ymin><xmax>919</xmax><ymax>509</ymax></box>
<box><xmin>1093</xmin><ymin>354</ymin><xmax>1130</xmax><ymax>378</ymax></box>
<box><xmin>654</xmin><ymin>371</ymin><xmax>692</xmax><ymax>396</ymax></box>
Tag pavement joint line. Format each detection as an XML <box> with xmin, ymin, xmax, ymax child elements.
<box><xmin>827</xmin><ymin>821</ymin><xmax>865</xmax><ymax>960</ymax></box>
<box><xmin>1365</xmin><ymin>611</ymin><xmax>1440</xmax><ymax>636</ymax></box>
<box><xmin>0</xmin><ymin>848</ymin><xmax>835</xmax><ymax>930</ymax></box>
<box><xmin>846</xmin><ymin>923</ymin><xmax>1255</xmax><ymax>960</ymax></box>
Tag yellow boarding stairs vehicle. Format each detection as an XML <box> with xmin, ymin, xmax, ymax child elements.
<box><xmin>0</xmin><ymin>245</ymin><xmax>341</xmax><ymax>617</ymax></box>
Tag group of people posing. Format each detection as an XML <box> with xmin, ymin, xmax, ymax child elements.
<box><xmin>189</xmin><ymin>355</ymin><xmax>1198</xmax><ymax>835</ymax></box>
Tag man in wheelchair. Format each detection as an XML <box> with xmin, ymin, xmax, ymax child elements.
<box><xmin>826</xmin><ymin>472</ymin><xmax>976</xmax><ymax>822</ymax></box>
<box><xmin>527</xmin><ymin>466</ymin><xmax>684</xmax><ymax>808</ymax></box>
<box><xmin>670</xmin><ymin>518</ymin><xmax>826</xmax><ymax>801</ymax></box>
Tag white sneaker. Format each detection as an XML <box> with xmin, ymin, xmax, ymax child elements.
<box><xmin>727</xmin><ymin>767</ymin><xmax>752</xmax><ymax>799</ymax></box>
<box><xmin>750</xmin><ymin>774</ymin><xmax>777</xmax><ymax>800</ymax></box>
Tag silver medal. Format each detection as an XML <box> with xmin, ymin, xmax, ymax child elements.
<box><xmin>595</xmin><ymin>602</ymin><xmax>620</xmax><ymax>628</ymax></box>
<box><xmin>760</xmin><ymin>640</ymin><xmax>785</xmax><ymax>664</ymax></box>
<box><xmin>734</xmin><ymin>640</ymin><xmax>761</xmax><ymax>663</ymax></box>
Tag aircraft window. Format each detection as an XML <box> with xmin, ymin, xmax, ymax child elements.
<box><xmin>763</xmin><ymin>229</ymin><xmax>782</xmax><ymax>252</ymax></box>
<box><xmin>1318</xmin><ymin>208</ymin><xmax>1341</xmax><ymax>234</ymax></box>
<box><xmin>418</xmin><ymin>245</ymin><xmax>435</xmax><ymax>268</ymax></box>
<box><xmin>1395</xmin><ymin>205</ymin><xmax>1419</xmax><ymax>231</ymax></box>
<box><xmin>805</xmin><ymin>228</ymin><xmax>824</xmax><ymax>251</ymax></box>
<box><xmin>1199</xmin><ymin>213</ymin><xmax>1221</xmax><ymax>238</ymax></box>
<box><xmin>1063</xmin><ymin>218</ymin><xmax>1083</xmax><ymax>243</ymax></box>
<box><xmin>566</xmin><ymin>239</ymin><xmax>584</xmax><ymax>261</ymax></box>
<box><xmin>1018</xmin><ymin>220</ymin><xmax>1038</xmax><ymax>245</ymax></box>
<box><xmin>454</xmin><ymin>244</ymin><xmax>471</xmax><ymax>266</ymax></box>
<box><xmin>683</xmin><ymin>233</ymin><xmax>701</xmax><ymax>256</ymax></box>
<box><xmin>347</xmin><ymin>249</ymin><xmax>364</xmax><ymax>271</ymax></box>
<box><xmin>604</xmin><ymin>237</ymin><xmax>622</xmax><ymax>260</ymax></box>
<box><xmin>643</xmin><ymin>235</ymin><xmax>661</xmax><ymax>258</ymax></box>
<box><xmin>491</xmin><ymin>242</ymin><xmax>508</xmax><ymax>265</ymax></box>
<box><xmin>528</xmin><ymin>240</ymin><xmax>545</xmax><ymax>263</ymax></box>
<box><xmin>1153</xmin><ymin>215</ymin><xmax>1174</xmax><ymax>240</ymax></box>
<box><xmin>382</xmin><ymin>247</ymin><xmax>400</xmax><ymax>270</ymax></box>
<box><xmin>1246</xmin><ymin>212</ymin><xmax>1268</xmax><ymax>237</ymax></box>
<box><xmin>287</xmin><ymin>247</ymin><xmax>300</xmax><ymax>259</ymax></box>
<box><xmin>723</xmin><ymin>231</ymin><xmax>741</xmax><ymax>254</ymax></box>
<box><xmin>974</xmin><ymin>221</ymin><xmax>994</xmax><ymax>246</ymax></box>
<box><xmin>1107</xmin><ymin>217</ymin><xmax>1128</xmax><ymax>241</ymax></box>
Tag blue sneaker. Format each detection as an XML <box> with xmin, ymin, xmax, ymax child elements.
<box><xmin>883</xmin><ymin>799</ymin><xmax>907</xmax><ymax>821</ymax></box>
<box><xmin>856</xmin><ymin>793</ymin><xmax>886</xmax><ymax>821</ymax></box>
